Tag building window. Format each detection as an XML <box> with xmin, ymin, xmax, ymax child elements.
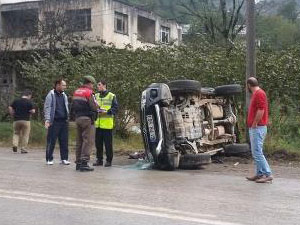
<box><xmin>65</xmin><ymin>9</ymin><xmax>91</xmax><ymax>32</ymax></box>
<box><xmin>160</xmin><ymin>26</ymin><xmax>170</xmax><ymax>43</ymax></box>
<box><xmin>114</xmin><ymin>12</ymin><xmax>128</xmax><ymax>35</ymax></box>
<box><xmin>137</xmin><ymin>16</ymin><xmax>155</xmax><ymax>43</ymax></box>
<box><xmin>1</xmin><ymin>9</ymin><xmax>38</xmax><ymax>38</ymax></box>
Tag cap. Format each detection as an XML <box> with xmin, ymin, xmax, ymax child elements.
<box><xmin>83</xmin><ymin>75</ymin><xmax>96</xmax><ymax>84</ymax></box>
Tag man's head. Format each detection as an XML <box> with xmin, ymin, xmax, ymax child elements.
<box><xmin>22</xmin><ymin>89</ymin><xmax>32</xmax><ymax>99</ymax></box>
<box><xmin>83</xmin><ymin>75</ymin><xmax>96</xmax><ymax>89</ymax></box>
<box><xmin>247</xmin><ymin>77</ymin><xmax>259</xmax><ymax>93</ymax></box>
<box><xmin>54</xmin><ymin>79</ymin><xmax>67</xmax><ymax>93</ymax></box>
<box><xmin>97</xmin><ymin>80</ymin><xmax>107</xmax><ymax>92</ymax></box>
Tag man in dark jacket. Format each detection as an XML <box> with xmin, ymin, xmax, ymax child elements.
<box><xmin>71</xmin><ymin>76</ymin><xmax>98</xmax><ymax>172</ymax></box>
<box><xmin>9</xmin><ymin>90</ymin><xmax>35</xmax><ymax>153</ymax></box>
<box><xmin>44</xmin><ymin>79</ymin><xmax>70</xmax><ymax>165</ymax></box>
<box><xmin>93</xmin><ymin>80</ymin><xmax>118</xmax><ymax>167</ymax></box>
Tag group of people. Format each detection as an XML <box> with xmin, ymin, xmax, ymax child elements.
<box><xmin>9</xmin><ymin>75</ymin><xmax>118</xmax><ymax>172</ymax></box>
<box><xmin>9</xmin><ymin>75</ymin><xmax>273</xmax><ymax>181</ymax></box>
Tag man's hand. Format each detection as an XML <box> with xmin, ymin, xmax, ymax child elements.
<box><xmin>251</xmin><ymin>123</ymin><xmax>258</xmax><ymax>128</ymax></box>
<box><xmin>98</xmin><ymin>109</ymin><xmax>107</xmax><ymax>115</ymax></box>
<box><xmin>45</xmin><ymin>121</ymin><xmax>51</xmax><ymax>129</ymax></box>
<box><xmin>252</xmin><ymin>109</ymin><xmax>264</xmax><ymax>129</ymax></box>
<box><xmin>30</xmin><ymin>109</ymin><xmax>36</xmax><ymax>114</ymax></box>
<box><xmin>8</xmin><ymin>106</ymin><xmax>14</xmax><ymax>117</ymax></box>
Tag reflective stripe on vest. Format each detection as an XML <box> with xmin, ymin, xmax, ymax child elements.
<box><xmin>95</xmin><ymin>92</ymin><xmax>115</xmax><ymax>129</ymax></box>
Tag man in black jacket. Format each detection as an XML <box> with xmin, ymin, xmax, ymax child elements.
<box><xmin>9</xmin><ymin>90</ymin><xmax>35</xmax><ymax>153</ymax></box>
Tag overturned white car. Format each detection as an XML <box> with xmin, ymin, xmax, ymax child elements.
<box><xmin>140</xmin><ymin>80</ymin><xmax>249</xmax><ymax>170</ymax></box>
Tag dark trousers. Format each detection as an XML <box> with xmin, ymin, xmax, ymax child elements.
<box><xmin>46</xmin><ymin>120</ymin><xmax>69</xmax><ymax>161</ymax></box>
<box><xmin>75</xmin><ymin>117</ymin><xmax>94</xmax><ymax>164</ymax></box>
<box><xmin>95</xmin><ymin>128</ymin><xmax>113</xmax><ymax>163</ymax></box>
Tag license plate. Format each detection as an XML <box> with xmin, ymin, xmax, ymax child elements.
<box><xmin>147</xmin><ymin>115</ymin><xmax>156</xmax><ymax>142</ymax></box>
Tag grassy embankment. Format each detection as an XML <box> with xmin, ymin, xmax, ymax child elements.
<box><xmin>1</xmin><ymin>113</ymin><xmax>300</xmax><ymax>161</ymax></box>
<box><xmin>0</xmin><ymin>122</ymin><xmax>143</xmax><ymax>154</ymax></box>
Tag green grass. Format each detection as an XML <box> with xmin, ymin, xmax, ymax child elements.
<box><xmin>0</xmin><ymin>121</ymin><xmax>47</xmax><ymax>146</ymax></box>
<box><xmin>2</xmin><ymin>119</ymin><xmax>299</xmax><ymax>159</ymax></box>
<box><xmin>265</xmin><ymin>136</ymin><xmax>300</xmax><ymax>160</ymax></box>
<box><xmin>0</xmin><ymin>121</ymin><xmax>143</xmax><ymax>153</ymax></box>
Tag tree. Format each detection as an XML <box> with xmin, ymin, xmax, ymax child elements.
<box><xmin>0</xmin><ymin>36</ymin><xmax>16</xmax><ymax>120</ymax></box>
<box><xmin>277</xmin><ymin>0</ymin><xmax>299</xmax><ymax>22</ymax></box>
<box><xmin>177</xmin><ymin>0</ymin><xmax>245</xmax><ymax>44</ymax></box>
<box><xmin>256</xmin><ymin>15</ymin><xmax>300</xmax><ymax>49</ymax></box>
<box><xmin>23</xmin><ymin>0</ymin><xmax>88</xmax><ymax>53</ymax></box>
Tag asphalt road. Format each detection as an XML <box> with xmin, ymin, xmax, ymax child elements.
<box><xmin>0</xmin><ymin>148</ymin><xmax>299</xmax><ymax>225</ymax></box>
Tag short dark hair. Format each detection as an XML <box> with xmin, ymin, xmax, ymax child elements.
<box><xmin>54</xmin><ymin>78</ymin><xmax>65</xmax><ymax>88</ymax></box>
<box><xmin>83</xmin><ymin>78</ymin><xmax>92</xmax><ymax>84</ymax></box>
<box><xmin>22</xmin><ymin>89</ymin><xmax>32</xmax><ymax>97</ymax></box>
<box><xmin>247</xmin><ymin>77</ymin><xmax>259</xmax><ymax>87</ymax></box>
<box><xmin>99</xmin><ymin>80</ymin><xmax>107</xmax><ymax>86</ymax></box>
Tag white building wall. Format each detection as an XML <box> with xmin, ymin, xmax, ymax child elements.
<box><xmin>0</xmin><ymin>0</ymin><xmax>182</xmax><ymax>51</ymax></box>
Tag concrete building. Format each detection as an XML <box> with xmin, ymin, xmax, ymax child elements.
<box><xmin>0</xmin><ymin>0</ymin><xmax>182</xmax><ymax>116</ymax></box>
<box><xmin>0</xmin><ymin>0</ymin><xmax>182</xmax><ymax>50</ymax></box>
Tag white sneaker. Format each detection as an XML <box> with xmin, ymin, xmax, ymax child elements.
<box><xmin>61</xmin><ymin>160</ymin><xmax>70</xmax><ymax>165</ymax></box>
<box><xmin>47</xmin><ymin>160</ymin><xmax>54</xmax><ymax>165</ymax></box>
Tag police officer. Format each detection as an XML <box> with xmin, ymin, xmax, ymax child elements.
<box><xmin>71</xmin><ymin>76</ymin><xmax>98</xmax><ymax>172</ymax></box>
<box><xmin>93</xmin><ymin>80</ymin><xmax>118</xmax><ymax>167</ymax></box>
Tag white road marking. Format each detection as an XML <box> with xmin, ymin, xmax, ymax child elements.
<box><xmin>0</xmin><ymin>189</ymin><xmax>214</xmax><ymax>218</ymax></box>
<box><xmin>0</xmin><ymin>189</ymin><xmax>243</xmax><ymax>225</ymax></box>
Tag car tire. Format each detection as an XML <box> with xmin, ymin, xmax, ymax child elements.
<box><xmin>157</xmin><ymin>152</ymin><xmax>179</xmax><ymax>171</ymax></box>
<box><xmin>214</xmin><ymin>84</ymin><xmax>242</xmax><ymax>96</ymax></box>
<box><xmin>179</xmin><ymin>154</ymin><xmax>211</xmax><ymax>169</ymax></box>
<box><xmin>168</xmin><ymin>80</ymin><xmax>201</xmax><ymax>94</ymax></box>
<box><xmin>224</xmin><ymin>144</ymin><xmax>250</xmax><ymax>157</ymax></box>
<box><xmin>201</xmin><ymin>87</ymin><xmax>215</xmax><ymax>95</ymax></box>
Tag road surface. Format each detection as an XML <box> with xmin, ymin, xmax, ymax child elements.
<box><xmin>0</xmin><ymin>148</ymin><xmax>299</xmax><ymax>225</ymax></box>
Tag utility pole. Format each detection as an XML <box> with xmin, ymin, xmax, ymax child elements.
<box><xmin>245</xmin><ymin>0</ymin><xmax>256</xmax><ymax>142</ymax></box>
<box><xmin>246</xmin><ymin>0</ymin><xmax>256</xmax><ymax>108</ymax></box>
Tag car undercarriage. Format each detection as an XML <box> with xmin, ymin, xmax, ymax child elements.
<box><xmin>140</xmin><ymin>80</ymin><xmax>250</xmax><ymax>170</ymax></box>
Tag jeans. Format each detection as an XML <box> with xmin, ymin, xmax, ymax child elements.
<box><xmin>249</xmin><ymin>126</ymin><xmax>271</xmax><ymax>176</ymax></box>
<box><xmin>95</xmin><ymin>128</ymin><xmax>113</xmax><ymax>163</ymax></box>
<box><xmin>46</xmin><ymin>120</ymin><xmax>69</xmax><ymax>161</ymax></box>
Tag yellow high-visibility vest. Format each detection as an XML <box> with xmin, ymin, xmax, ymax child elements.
<box><xmin>95</xmin><ymin>92</ymin><xmax>115</xmax><ymax>129</ymax></box>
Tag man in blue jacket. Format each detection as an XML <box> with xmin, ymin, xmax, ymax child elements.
<box><xmin>44</xmin><ymin>79</ymin><xmax>70</xmax><ymax>165</ymax></box>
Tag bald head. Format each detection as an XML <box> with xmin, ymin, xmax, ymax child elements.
<box><xmin>247</xmin><ymin>77</ymin><xmax>259</xmax><ymax>87</ymax></box>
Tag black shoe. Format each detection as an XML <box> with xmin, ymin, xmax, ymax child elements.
<box><xmin>76</xmin><ymin>163</ymin><xmax>81</xmax><ymax>171</ymax></box>
<box><xmin>93</xmin><ymin>160</ymin><xmax>103</xmax><ymax>166</ymax></box>
<box><xmin>21</xmin><ymin>149</ymin><xmax>28</xmax><ymax>154</ymax></box>
<box><xmin>13</xmin><ymin>147</ymin><xmax>17</xmax><ymax>153</ymax></box>
<box><xmin>104</xmin><ymin>162</ymin><xmax>112</xmax><ymax>167</ymax></box>
<box><xmin>80</xmin><ymin>162</ymin><xmax>94</xmax><ymax>172</ymax></box>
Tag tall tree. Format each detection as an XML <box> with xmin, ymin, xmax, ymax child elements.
<box><xmin>277</xmin><ymin>0</ymin><xmax>299</xmax><ymax>22</ymax></box>
<box><xmin>177</xmin><ymin>0</ymin><xmax>245</xmax><ymax>44</ymax></box>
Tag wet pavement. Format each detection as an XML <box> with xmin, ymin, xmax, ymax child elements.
<box><xmin>0</xmin><ymin>148</ymin><xmax>300</xmax><ymax>225</ymax></box>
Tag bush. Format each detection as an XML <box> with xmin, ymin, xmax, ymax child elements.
<box><xmin>17</xmin><ymin>42</ymin><xmax>300</xmax><ymax>155</ymax></box>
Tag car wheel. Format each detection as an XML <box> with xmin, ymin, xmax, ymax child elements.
<box><xmin>201</xmin><ymin>87</ymin><xmax>215</xmax><ymax>95</ymax></box>
<box><xmin>179</xmin><ymin>154</ymin><xmax>211</xmax><ymax>169</ymax></box>
<box><xmin>168</xmin><ymin>80</ymin><xmax>201</xmax><ymax>94</ymax></box>
<box><xmin>214</xmin><ymin>84</ymin><xmax>242</xmax><ymax>96</ymax></box>
<box><xmin>157</xmin><ymin>152</ymin><xmax>179</xmax><ymax>171</ymax></box>
<box><xmin>224</xmin><ymin>144</ymin><xmax>250</xmax><ymax>157</ymax></box>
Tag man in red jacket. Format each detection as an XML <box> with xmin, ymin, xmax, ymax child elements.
<box><xmin>71</xmin><ymin>76</ymin><xmax>98</xmax><ymax>172</ymax></box>
<box><xmin>246</xmin><ymin>77</ymin><xmax>273</xmax><ymax>183</ymax></box>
